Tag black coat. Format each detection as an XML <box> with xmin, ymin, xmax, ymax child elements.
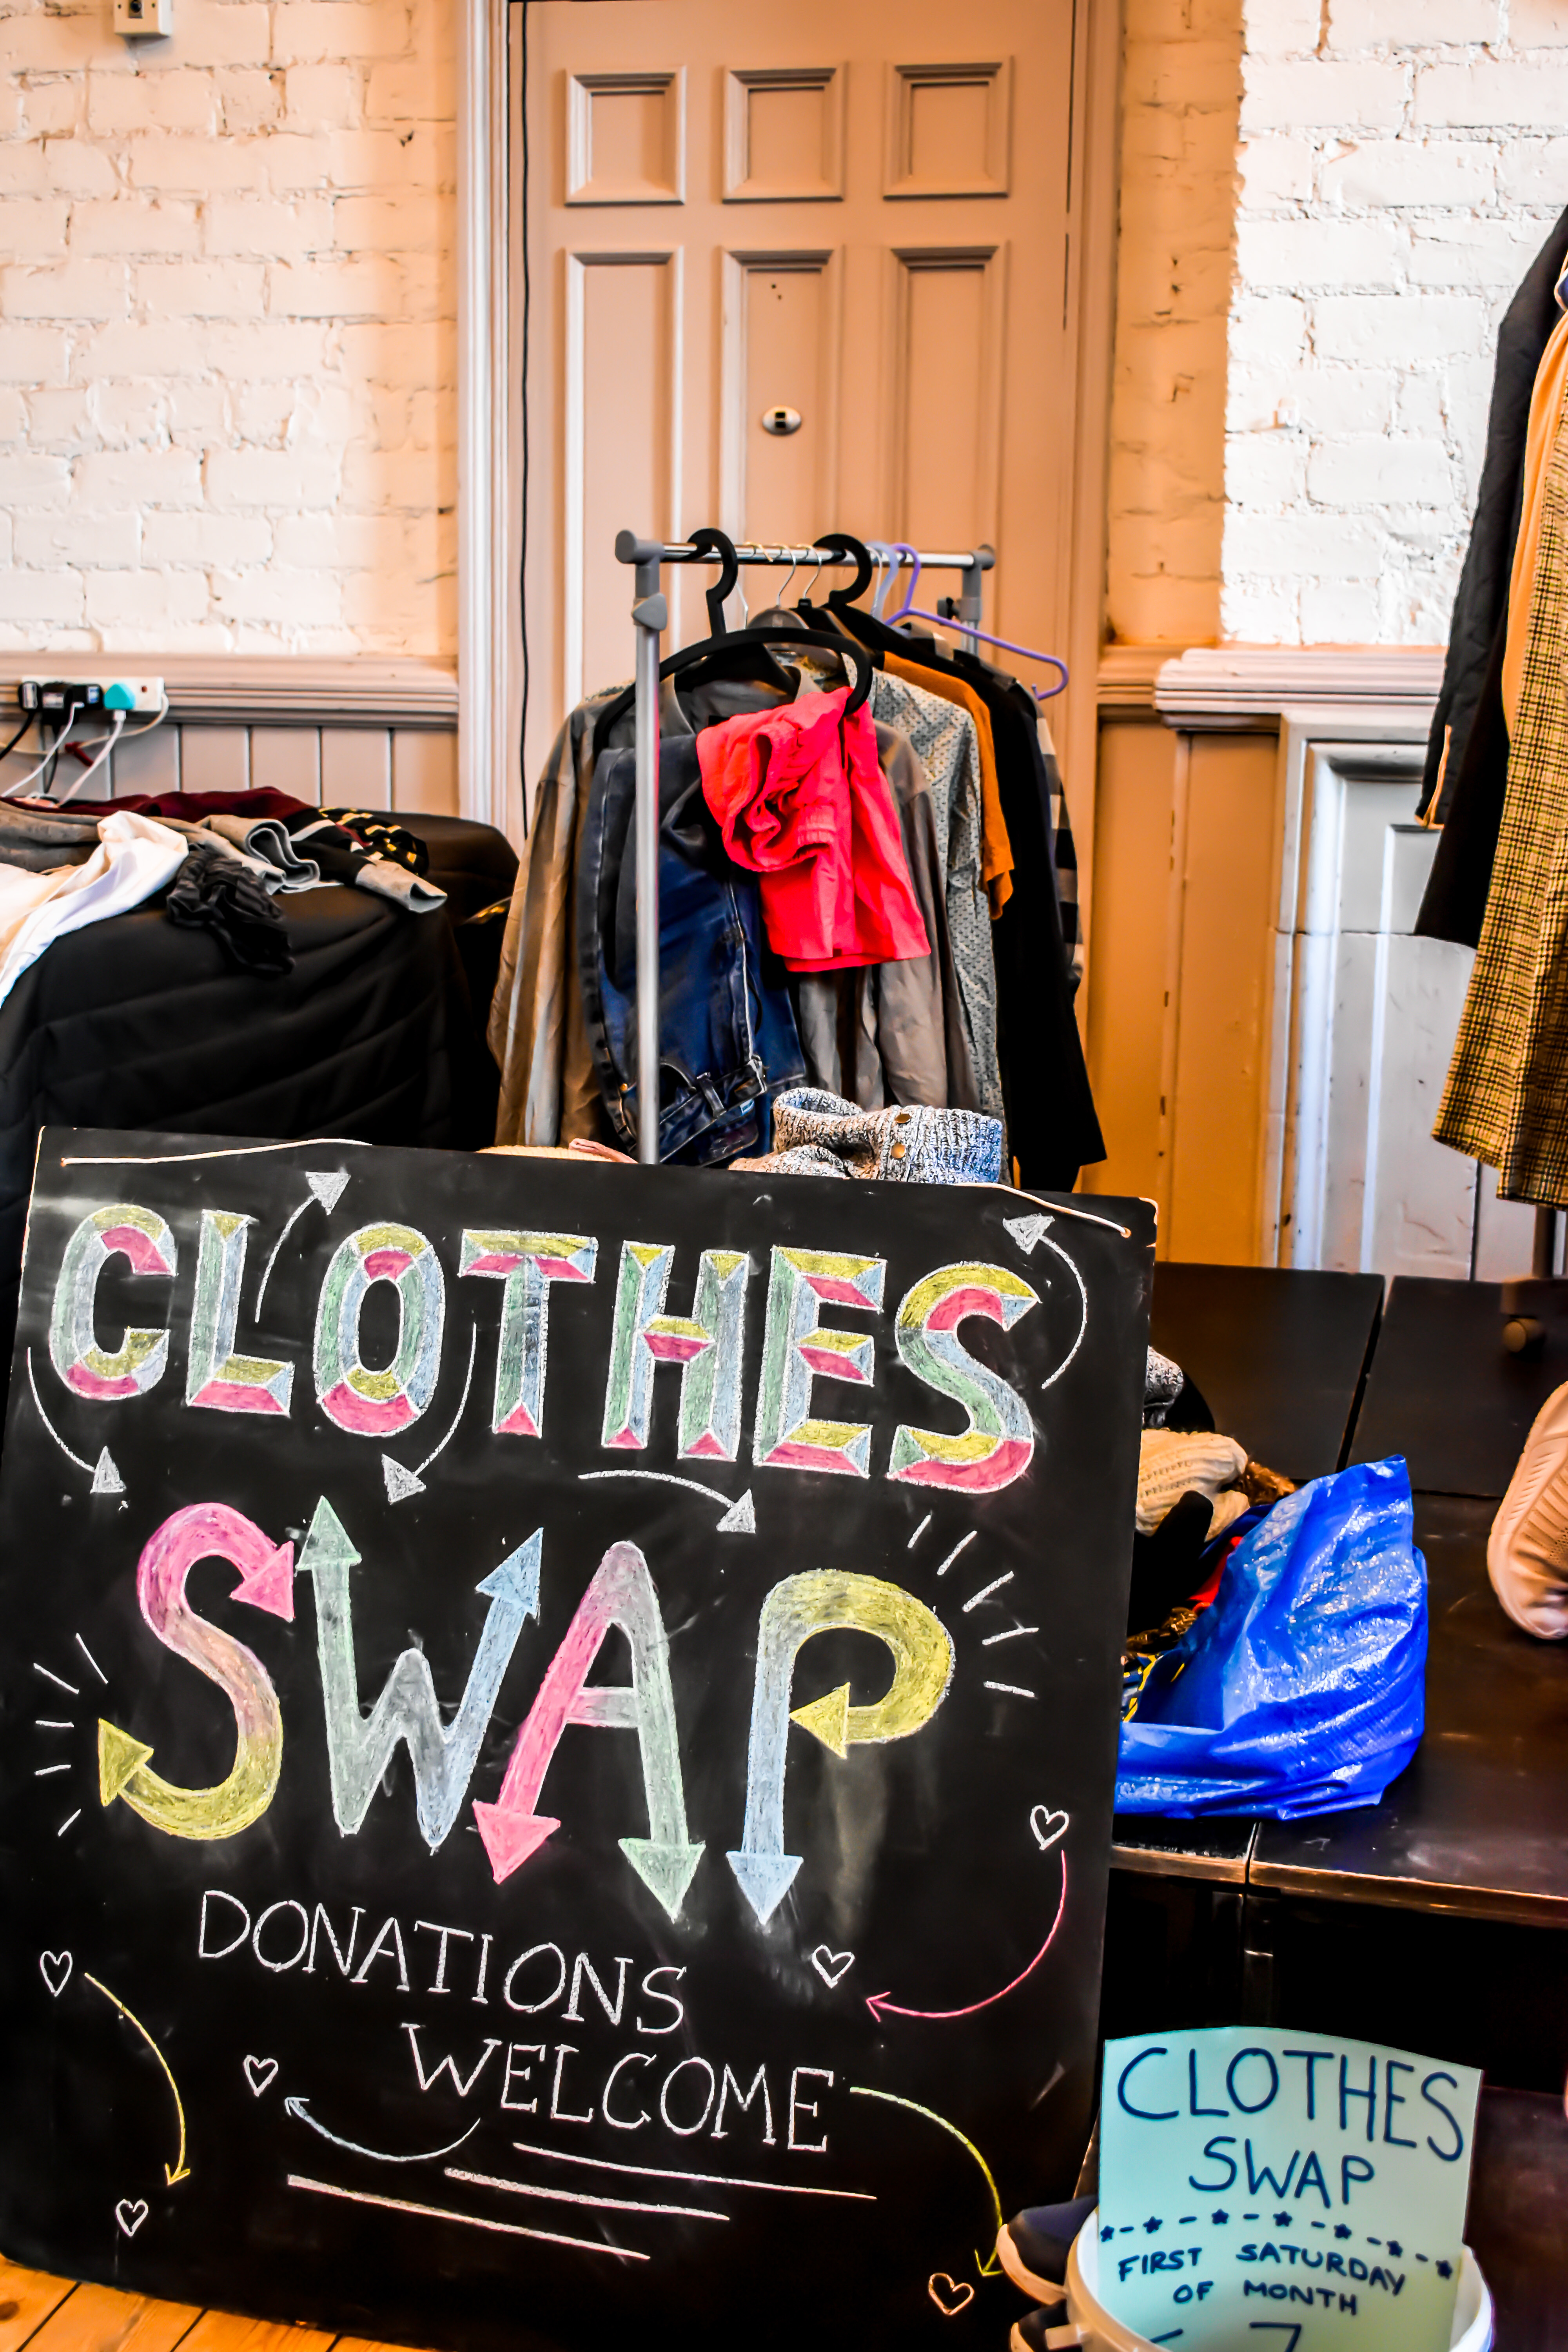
<box><xmin>1416</xmin><ymin>204</ymin><xmax>1568</xmax><ymax>945</ymax></box>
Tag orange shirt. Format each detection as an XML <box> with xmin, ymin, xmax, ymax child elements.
<box><xmin>878</xmin><ymin>646</ymin><xmax>1014</xmax><ymax>915</ymax></box>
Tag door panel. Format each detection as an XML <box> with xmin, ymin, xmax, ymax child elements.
<box><xmin>727</xmin><ymin>255</ymin><xmax>840</xmax><ymax>570</ymax></box>
<box><xmin>565</xmin><ymin>70</ymin><xmax>686</xmax><ymax>206</ymax></box>
<box><xmin>885</xmin><ymin>60</ymin><xmax>1013</xmax><ymax>198</ymax></box>
<box><xmin>566</xmin><ymin>251</ymin><xmax>681</xmax><ymax>700</ymax></box>
<box><xmin>523</xmin><ymin>0</ymin><xmax>1090</xmax><ymax>788</ymax></box>
<box><xmin>724</xmin><ymin>67</ymin><xmax>844</xmax><ymax>203</ymax></box>
<box><xmin>889</xmin><ymin>247</ymin><xmax>1002</xmax><ymax>548</ymax></box>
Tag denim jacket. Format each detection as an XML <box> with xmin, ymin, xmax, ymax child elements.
<box><xmin>577</xmin><ymin>733</ymin><xmax>804</xmax><ymax>1163</ymax></box>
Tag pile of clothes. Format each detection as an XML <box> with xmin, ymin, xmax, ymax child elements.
<box><xmin>1123</xmin><ymin>1346</ymin><xmax>1296</xmax><ymax>1713</ymax></box>
<box><xmin>0</xmin><ymin>790</ymin><xmax>445</xmax><ymax>1004</ymax></box>
<box><xmin>490</xmin><ymin>617</ymin><xmax>1100</xmax><ymax>1187</ymax></box>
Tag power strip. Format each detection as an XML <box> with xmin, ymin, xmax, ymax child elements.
<box><xmin>17</xmin><ymin>676</ymin><xmax>165</xmax><ymax>717</ymax></box>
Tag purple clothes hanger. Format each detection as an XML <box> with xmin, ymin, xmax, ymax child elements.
<box><xmin>883</xmin><ymin>546</ymin><xmax>1069</xmax><ymax>700</ymax></box>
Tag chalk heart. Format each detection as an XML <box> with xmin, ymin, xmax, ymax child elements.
<box><xmin>38</xmin><ymin>1951</ymin><xmax>72</xmax><ymax>1999</ymax></box>
<box><xmin>244</xmin><ymin>2055</ymin><xmax>278</xmax><ymax>2098</ymax></box>
<box><xmin>809</xmin><ymin>1945</ymin><xmax>854</xmax><ymax>1989</ymax></box>
<box><xmin>115</xmin><ymin>2200</ymin><xmax>148</xmax><ymax>2239</ymax></box>
<box><xmin>1031</xmin><ymin>1806</ymin><xmax>1069</xmax><ymax>1853</ymax></box>
<box><xmin>927</xmin><ymin>2274</ymin><xmax>974</xmax><ymax>2318</ymax></box>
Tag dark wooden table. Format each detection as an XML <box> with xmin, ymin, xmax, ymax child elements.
<box><xmin>1108</xmin><ymin>1263</ymin><xmax>1568</xmax><ymax>2075</ymax></box>
<box><xmin>1350</xmin><ymin>1273</ymin><xmax>1568</xmax><ymax>1497</ymax></box>
<box><xmin>1148</xmin><ymin>1260</ymin><xmax>1384</xmax><ymax>1484</ymax></box>
<box><xmin>1251</xmin><ymin>1492</ymin><xmax>1568</xmax><ymax>1928</ymax></box>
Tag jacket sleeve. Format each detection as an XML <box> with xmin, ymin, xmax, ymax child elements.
<box><xmin>487</xmin><ymin>713</ymin><xmax>579</xmax><ymax>1145</ymax></box>
<box><xmin>1420</xmin><ymin>200</ymin><xmax>1568</xmax><ymax>823</ymax></box>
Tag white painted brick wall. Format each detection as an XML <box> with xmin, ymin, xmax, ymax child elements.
<box><xmin>1106</xmin><ymin>0</ymin><xmax>1244</xmax><ymax>645</ymax></box>
<box><xmin>1226</xmin><ymin>0</ymin><xmax>1568</xmax><ymax>644</ymax></box>
<box><xmin>0</xmin><ymin>0</ymin><xmax>455</xmax><ymax>658</ymax></box>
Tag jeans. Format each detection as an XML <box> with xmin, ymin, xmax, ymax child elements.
<box><xmin>577</xmin><ymin>734</ymin><xmax>804</xmax><ymax>1163</ymax></box>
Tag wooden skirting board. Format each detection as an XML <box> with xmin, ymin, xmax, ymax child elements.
<box><xmin>0</xmin><ymin>2254</ymin><xmax>423</xmax><ymax>2352</ymax></box>
<box><xmin>1096</xmin><ymin>641</ymin><xmax>1443</xmax><ymax>729</ymax></box>
<box><xmin>0</xmin><ymin>659</ymin><xmax>458</xmax><ymax>734</ymax></box>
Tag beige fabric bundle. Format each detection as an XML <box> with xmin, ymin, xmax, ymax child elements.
<box><xmin>1136</xmin><ymin>1429</ymin><xmax>1247</xmax><ymax>1538</ymax></box>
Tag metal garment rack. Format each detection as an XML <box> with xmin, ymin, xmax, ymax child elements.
<box><xmin>613</xmin><ymin>531</ymin><xmax>995</xmax><ymax>1164</ymax></box>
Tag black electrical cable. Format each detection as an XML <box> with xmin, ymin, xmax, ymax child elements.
<box><xmin>517</xmin><ymin>0</ymin><xmax>530</xmax><ymax>839</ymax></box>
<box><xmin>0</xmin><ymin>712</ymin><xmax>36</xmax><ymax>764</ymax></box>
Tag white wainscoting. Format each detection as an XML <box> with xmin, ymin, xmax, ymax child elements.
<box><xmin>0</xmin><ymin>659</ymin><xmax>462</xmax><ymax>817</ymax></box>
<box><xmin>1272</xmin><ymin>715</ymin><xmax>1535</xmax><ymax>1285</ymax></box>
<box><xmin>54</xmin><ymin>721</ymin><xmax>459</xmax><ymax>815</ymax></box>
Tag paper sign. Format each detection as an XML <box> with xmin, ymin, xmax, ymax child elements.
<box><xmin>1098</xmin><ymin>2027</ymin><xmax>1480</xmax><ymax>2352</ymax></box>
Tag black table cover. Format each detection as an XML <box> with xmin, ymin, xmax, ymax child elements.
<box><xmin>0</xmin><ymin>809</ymin><xmax>516</xmax><ymax>1379</ymax></box>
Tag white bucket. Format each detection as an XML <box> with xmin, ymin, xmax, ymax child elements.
<box><xmin>1028</xmin><ymin>2211</ymin><xmax>1494</xmax><ymax>2352</ymax></box>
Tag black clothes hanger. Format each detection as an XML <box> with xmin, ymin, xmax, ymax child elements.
<box><xmin>812</xmin><ymin>532</ymin><xmax>875</xmax><ymax>611</ymax></box>
<box><xmin>681</xmin><ymin>527</ymin><xmax>739</xmax><ymax>636</ymax></box>
<box><xmin>592</xmin><ymin>617</ymin><xmax>876</xmax><ymax>751</ymax></box>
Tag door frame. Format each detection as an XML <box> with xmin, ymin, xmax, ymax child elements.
<box><xmin>458</xmin><ymin>0</ymin><xmax>1122</xmax><ymax>882</ymax></box>
<box><xmin>457</xmin><ymin>0</ymin><xmax>513</xmax><ymax>839</ymax></box>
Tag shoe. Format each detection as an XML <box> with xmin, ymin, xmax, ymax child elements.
<box><xmin>1489</xmin><ymin>1380</ymin><xmax>1568</xmax><ymax>1638</ymax></box>
<box><xmin>996</xmin><ymin>2195</ymin><xmax>1096</xmax><ymax>2302</ymax></box>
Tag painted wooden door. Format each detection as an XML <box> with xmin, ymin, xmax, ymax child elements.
<box><xmin>519</xmin><ymin>0</ymin><xmax>1099</xmax><ymax>795</ymax></box>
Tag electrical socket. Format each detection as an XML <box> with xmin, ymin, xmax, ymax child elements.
<box><xmin>104</xmin><ymin>676</ymin><xmax>165</xmax><ymax>714</ymax></box>
<box><xmin>114</xmin><ymin>0</ymin><xmax>173</xmax><ymax>34</ymax></box>
<box><xmin>18</xmin><ymin>680</ymin><xmax>104</xmax><ymax>717</ymax></box>
<box><xmin>15</xmin><ymin>676</ymin><xmax>163</xmax><ymax>716</ymax></box>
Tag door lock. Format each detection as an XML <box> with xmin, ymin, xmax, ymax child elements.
<box><xmin>760</xmin><ymin>405</ymin><xmax>802</xmax><ymax>436</ymax></box>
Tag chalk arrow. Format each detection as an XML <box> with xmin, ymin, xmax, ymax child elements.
<box><xmin>230</xmin><ymin>1536</ymin><xmax>296</xmax><ymax>1620</ymax></box>
<box><xmin>381</xmin><ymin>1457</ymin><xmax>426</xmax><ymax>1503</ymax></box>
<box><xmin>728</xmin><ymin>1572</ymin><xmax>955</xmax><ymax>1925</ymax></box>
<box><xmin>850</xmin><ymin>2085</ymin><xmax>1003</xmax><ymax>2276</ymax></box>
<box><xmin>1003</xmin><ymin>1213</ymin><xmax>1052</xmax><ymax>1254</ymax></box>
<box><xmin>618</xmin><ymin>1835</ymin><xmax>704</xmax><ymax>1918</ymax></box>
<box><xmin>301</xmin><ymin>1502</ymin><xmax>541</xmax><ymax>1850</ymax></box>
<box><xmin>475</xmin><ymin>1539</ymin><xmax>703</xmax><ymax>1917</ymax></box>
<box><xmin>85</xmin><ymin>1971</ymin><xmax>191</xmax><ymax>2186</ymax></box>
<box><xmin>98</xmin><ymin>1721</ymin><xmax>154</xmax><ymax>1804</ymax></box>
<box><xmin>99</xmin><ymin>1504</ymin><xmax>294</xmax><ymax>1841</ymax></box>
<box><xmin>581</xmin><ymin>1470</ymin><xmax>756</xmax><ymax>1532</ymax></box>
<box><xmin>865</xmin><ymin>1848</ymin><xmax>1069</xmax><ymax>2024</ymax></box>
<box><xmin>25</xmin><ymin>1348</ymin><xmax>126</xmax><ymax>1494</ymax></box>
<box><xmin>285</xmin><ymin>2094</ymin><xmax>480</xmax><ymax>2165</ymax></box>
<box><xmin>307</xmin><ymin>1170</ymin><xmax>350</xmax><ymax>1214</ymax></box>
<box><xmin>473</xmin><ymin>1806</ymin><xmax>560</xmax><ymax>1881</ymax></box>
<box><xmin>791</xmin><ymin>1683</ymin><xmax>852</xmax><ymax>1757</ymax></box>
<box><xmin>727</xmin><ymin>1849</ymin><xmax>805</xmax><ymax>1924</ymax></box>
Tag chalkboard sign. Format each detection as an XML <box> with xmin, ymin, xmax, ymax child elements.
<box><xmin>0</xmin><ymin>1130</ymin><xmax>1151</xmax><ymax>2352</ymax></box>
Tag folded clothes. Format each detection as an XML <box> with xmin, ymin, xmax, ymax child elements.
<box><xmin>199</xmin><ymin>813</ymin><xmax>321</xmax><ymax>892</ymax></box>
<box><xmin>287</xmin><ymin>813</ymin><xmax>446</xmax><ymax>912</ymax></box>
<box><xmin>326</xmin><ymin>808</ymin><xmax>430</xmax><ymax>876</ymax></box>
<box><xmin>1135</xmin><ymin>1429</ymin><xmax>1249</xmax><ymax>1536</ymax></box>
<box><xmin>166</xmin><ymin>838</ymin><xmax>293</xmax><ymax>974</ymax></box>
<box><xmin>732</xmin><ymin>1084</ymin><xmax>1004</xmax><ymax>1183</ymax></box>
<box><xmin>0</xmin><ymin>811</ymin><xmax>187</xmax><ymax>1011</ymax></box>
<box><xmin>0</xmin><ymin>802</ymin><xmax>102</xmax><ymax>872</ymax></box>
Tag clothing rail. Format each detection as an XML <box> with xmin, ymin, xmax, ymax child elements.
<box><xmin>613</xmin><ymin>529</ymin><xmax>996</xmax><ymax>1163</ymax></box>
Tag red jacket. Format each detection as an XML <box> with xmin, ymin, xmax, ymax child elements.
<box><xmin>697</xmin><ymin>687</ymin><xmax>929</xmax><ymax>970</ymax></box>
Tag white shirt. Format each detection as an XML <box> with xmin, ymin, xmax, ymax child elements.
<box><xmin>0</xmin><ymin>810</ymin><xmax>188</xmax><ymax>1011</ymax></box>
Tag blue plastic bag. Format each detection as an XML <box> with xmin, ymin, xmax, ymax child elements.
<box><xmin>1115</xmin><ymin>1456</ymin><xmax>1427</xmax><ymax>1820</ymax></box>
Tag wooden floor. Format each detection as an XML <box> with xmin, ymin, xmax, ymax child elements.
<box><xmin>0</xmin><ymin>2258</ymin><xmax>419</xmax><ymax>2352</ymax></box>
